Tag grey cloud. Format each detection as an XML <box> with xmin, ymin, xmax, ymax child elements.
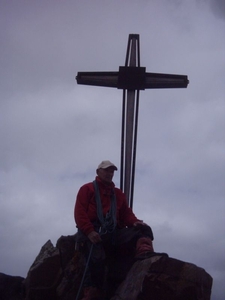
<box><xmin>210</xmin><ymin>0</ymin><xmax>225</xmax><ymax>19</ymax></box>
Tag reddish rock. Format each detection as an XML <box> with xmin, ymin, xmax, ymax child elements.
<box><xmin>1</xmin><ymin>235</ymin><xmax>213</xmax><ymax>300</ymax></box>
<box><xmin>111</xmin><ymin>255</ymin><xmax>212</xmax><ymax>300</ymax></box>
<box><xmin>24</xmin><ymin>240</ymin><xmax>62</xmax><ymax>300</ymax></box>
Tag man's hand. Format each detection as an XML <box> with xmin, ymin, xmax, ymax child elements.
<box><xmin>87</xmin><ymin>231</ymin><xmax>102</xmax><ymax>244</ymax></box>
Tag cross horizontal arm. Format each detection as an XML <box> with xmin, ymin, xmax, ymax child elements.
<box><xmin>76</xmin><ymin>68</ymin><xmax>189</xmax><ymax>90</ymax></box>
<box><xmin>76</xmin><ymin>72</ymin><xmax>119</xmax><ymax>88</ymax></box>
<box><xmin>145</xmin><ymin>72</ymin><xmax>189</xmax><ymax>89</ymax></box>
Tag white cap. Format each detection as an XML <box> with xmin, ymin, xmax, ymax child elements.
<box><xmin>97</xmin><ymin>160</ymin><xmax>118</xmax><ymax>170</ymax></box>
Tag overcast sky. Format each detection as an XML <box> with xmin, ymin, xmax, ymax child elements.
<box><xmin>0</xmin><ymin>0</ymin><xmax>224</xmax><ymax>299</ymax></box>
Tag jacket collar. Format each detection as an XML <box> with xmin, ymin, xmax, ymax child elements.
<box><xmin>96</xmin><ymin>176</ymin><xmax>115</xmax><ymax>190</ymax></box>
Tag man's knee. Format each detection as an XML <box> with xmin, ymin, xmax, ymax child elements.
<box><xmin>135</xmin><ymin>224</ymin><xmax>154</xmax><ymax>241</ymax></box>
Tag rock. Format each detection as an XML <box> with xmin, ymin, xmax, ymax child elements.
<box><xmin>24</xmin><ymin>240</ymin><xmax>62</xmax><ymax>300</ymax></box>
<box><xmin>56</xmin><ymin>235</ymin><xmax>77</xmax><ymax>270</ymax></box>
<box><xmin>55</xmin><ymin>234</ymin><xmax>86</xmax><ymax>300</ymax></box>
<box><xmin>111</xmin><ymin>255</ymin><xmax>213</xmax><ymax>300</ymax></box>
<box><xmin>0</xmin><ymin>273</ymin><xmax>24</xmax><ymax>300</ymax></box>
<box><xmin>1</xmin><ymin>234</ymin><xmax>213</xmax><ymax>299</ymax></box>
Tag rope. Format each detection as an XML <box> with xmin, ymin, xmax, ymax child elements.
<box><xmin>93</xmin><ymin>180</ymin><xmax>117</xmax><ymax>235</ymax></box>
<box><xmin>75</xmin><ymin>242</ymin><xmax>93</xmax><ymax>300</ymax></box>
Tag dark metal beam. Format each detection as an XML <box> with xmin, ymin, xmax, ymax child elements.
<box><xmin>76</xmin><ymin>69</ymin><xmax>189</xmax><ymax>90</ymax></box>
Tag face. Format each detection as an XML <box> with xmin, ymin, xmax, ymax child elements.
<box><xmin>97</xmin><ymin>167</ymin><xmax>115</xmax><ymax>184</ymax></box>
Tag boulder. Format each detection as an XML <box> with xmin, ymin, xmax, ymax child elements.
<box><xmin>55</xmin><ymin>234</ymin><xmax>86</xmax><ymax>300</ymax></box>
<box><xmin>0</xmin><ymin>272</ymin><xmax>24</xmax><ymax>300</ymax></box>
<box><xmin>111</xmin><ymin>255</ymin><xmax>212</xmax><ymax>300</ymax></box>
<box><xmin>1</xmin><ymin>234</ymin><xmax>213</xmax><ymax>299</ymax></box>
<box><xmin>24</xmin><ymin>240</ymin><xmax>62</xmax><ymax>300</ymax></box>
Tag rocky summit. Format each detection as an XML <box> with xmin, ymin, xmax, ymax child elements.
<box><xmin>0</xmin><ymin>234</ymin><xmax>213</xmax><ymax>300</ymax></box>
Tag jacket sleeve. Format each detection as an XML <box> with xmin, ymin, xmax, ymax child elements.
<box><xmin>74</xmin><ymin>184</ymin><xmax>95</xmax><ymax>236</ymax></box>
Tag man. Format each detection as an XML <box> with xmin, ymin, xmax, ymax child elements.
<box><xmin>74</xmin><ymin>160</ymin><xmax>154</xmax><ymax>300</ymax></box>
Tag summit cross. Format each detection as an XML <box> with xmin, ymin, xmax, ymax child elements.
<box><xmin>76</xmin><ymin>34</ymin><xmax>189</xmax><ymax>209</ymax></box>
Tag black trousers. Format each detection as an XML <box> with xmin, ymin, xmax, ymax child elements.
<box><xmin>77</xmin><ymin>225</ymin><xmax>153</xmax><ymax>288</ymax></box>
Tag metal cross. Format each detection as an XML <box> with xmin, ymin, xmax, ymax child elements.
<box><xmin>76</xmin><ymin>34</ymin><xmax>189</xmax><ymax>209</ymax></box>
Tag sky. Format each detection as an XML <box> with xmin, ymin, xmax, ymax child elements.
<box><xmin>0</xmin><ymin>0</ymin><xmax>224</xmax><ymax>299</ymax></box>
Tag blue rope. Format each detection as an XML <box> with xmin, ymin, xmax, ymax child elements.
<box><xmin>93</xmin><ymin>180</ymin><xmax>117</xmax><ymax>235</ymax></box>
<box><xmin>75</xmin><ymin>243</ymin><xmax>94</xmax><ymax>300</ymax></box>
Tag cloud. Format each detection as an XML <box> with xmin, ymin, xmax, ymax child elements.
<box><xmin>210</xmin><ymin>0</ymin><xmax>225</xmax><ymax>20</ymax></box>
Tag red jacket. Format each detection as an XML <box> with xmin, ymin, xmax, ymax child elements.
<box><xmin>74</xmin><ymin>176</ymin><xmax>139</xmax><ymax>236</ymax></box>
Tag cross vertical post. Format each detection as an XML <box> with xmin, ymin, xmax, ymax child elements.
<box><xmin>120</xmin><ymin>34</ymin><xmax>140</xmax><ymax>208</ymax></box>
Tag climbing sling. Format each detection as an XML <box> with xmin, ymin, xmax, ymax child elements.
<box><xmin>93</xmin><ymin>180</ymin><xmax>117</xmax><ymax>235</ymax></box>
